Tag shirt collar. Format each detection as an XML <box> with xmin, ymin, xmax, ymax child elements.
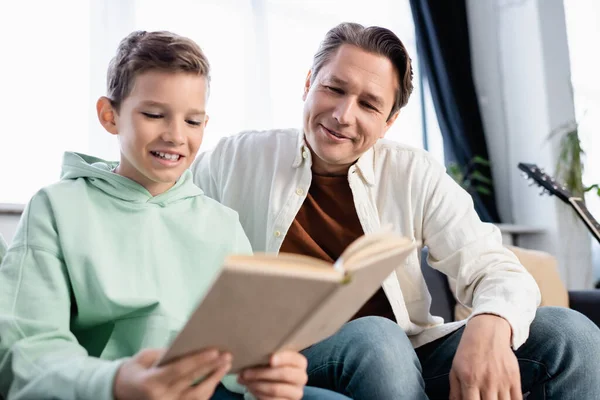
<box><xmin>292</xmin><ymin>130</ymin><xmax>309</xmax><ymax>168</ymax></box>
<box><xmin>292</xmin><ymin>130</ymin><xmax>376</xmax><ymax>186</ymax></box>
<box><xmin>354</xmin><ymin>146</ymin><xmax>375</xmax><ymax>186</ymax></box>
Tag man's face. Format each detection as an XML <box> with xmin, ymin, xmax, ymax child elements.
<box><xmin>98</xmin><ymin>70</ymin><xmax>209</xmax><ymax>195</ymax></box>
<box><xmin>302</xmin><ymin>44</ymin><xmax>399</xmax><ymax>175</ymax></box>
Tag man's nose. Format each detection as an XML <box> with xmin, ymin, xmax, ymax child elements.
<box><xmin>332</xmin><ymin>98</ymin><xmax>354</xmax><ymax>125</ymax></box>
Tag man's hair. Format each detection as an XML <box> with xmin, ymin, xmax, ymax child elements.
<box><xmin>106</xmin><ymin>30</ymin><xmax>210</xmax><ymax>111</ymax></box>
<box><xmin>310</xmin><ymin>22</ymin><xmax>414</xmax><ymax>120</ymax></box>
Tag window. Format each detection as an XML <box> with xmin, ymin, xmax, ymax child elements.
<box><xmin>564</xmin><ymin>0</ymin><xmax>600</xmax><ymax>281</ymax></box>
<box><xmin>0</xmin><ymin>0</ymin><xmax>442</xmax><ymax>205</ymax></box>
<box><xmin>0</xmin><ymin>0</ymin><xmax>91</xmax><ymax>204</ymax></box>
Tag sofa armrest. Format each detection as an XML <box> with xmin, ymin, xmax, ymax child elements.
<box><xmin>569</xmin><ymin>290</ymin><xmax>600</xmax><ymax>327</ymax></box>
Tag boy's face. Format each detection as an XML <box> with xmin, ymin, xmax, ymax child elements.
<box><xmin>97</xmin><ymin>70</ymin><xmax>209</xmax><ymax>196</ymax></box>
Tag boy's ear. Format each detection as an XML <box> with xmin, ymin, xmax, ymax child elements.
<box><xmin>96</xmin><ymin>96</ymin><xmax>118</xmax><ymax>135</ymax></box>
<box><xmin>204</xmin><ymin>114</ymin><xmax>209</xmax><ymax>128</ymax></box>
<box><xmin>302</xmin><ymin>70</ymin><xmax>312</xmax><ymax>102</ymax></box>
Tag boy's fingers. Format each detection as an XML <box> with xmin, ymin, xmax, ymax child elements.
<box><xmin>155</xmin><ymin>349</ymin><xmax>223</xmax><ymax>385</ymax></box>
<box><xmin>133</xmin><ymin>348</ymin><xmax>165</xmax><ymax>368</ymax></box>
<box><xmin>181</xmin><ymin>362</ymin><xmax>232</xmax><ymax>400</ymax></box>
<box><xmin>270</xmin><ymin>351</ymin><xmax>307</xmax><ymax>369</ymax></box>
<box><xmin>170</xmin><ymin>355</ymin><xmax>229</xmax><ymax>394</ymax></box>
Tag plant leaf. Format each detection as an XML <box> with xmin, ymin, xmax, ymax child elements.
<box><xmin>471</xmin><ymin>156</ymin><xmax>491</xmax><ymax>166</ymax></box>
<box><xmin>475</xmin><ymin>186</ymin><xmax>492</xmax><ymax>195</ymax></box>
<box><xmin>470</xmin><ymin>170</ymin><xmax>493</xmax><ymax>185</ymax></box>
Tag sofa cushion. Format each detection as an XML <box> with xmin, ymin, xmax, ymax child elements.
<box><xmin>451</xmin><ymin>245</ymin><xmax>569</xmax><ymax>321</ymax></box>
<box><xmin>420</xmin><ymin>247</ymin><xmax>456</xmax><ymax>323</ymax></box>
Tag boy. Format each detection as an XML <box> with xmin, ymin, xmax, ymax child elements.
<box><xmin>0</xmin><ymin>31</ymin><xmax>343</xmax><ymax>400</ymax></box>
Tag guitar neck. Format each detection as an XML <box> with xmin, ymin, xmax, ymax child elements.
<box><xmin>568</xmin><ymin>198</ymin><xmax>600</xmax><ymax>243</ymax></box>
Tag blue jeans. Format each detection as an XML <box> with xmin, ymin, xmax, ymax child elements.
<box><xmin>214</xmin><ymin>307</ymin><xmax>600</xmax><ymax>399</ymax></box>
<box><xmin>303</xmin><ymin>308</ymin><xmax>600</xmax><ymax>399</ymax></box>
<box><xmin>416</xmin><ymin>307</ymin><xmax>600</xmax><ymax>399</ymax></box>
<box><xmin>302</xmin><ymin>316</ymin><xmax>425</xmax><ymax>399</ymax></box>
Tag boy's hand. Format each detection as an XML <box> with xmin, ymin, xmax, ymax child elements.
<box><xmin>114</xmin><ymin>348</ymin><xmax>231</xmax><ymax>400</ymax></box>
<box><xmin>238</xmin><ymin>351</ymin><xmax>308</xmax><ymax>400</ymax></box>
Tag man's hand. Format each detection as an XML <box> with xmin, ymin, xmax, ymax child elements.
<box><xmin>113</xmin><ymin>348</ymin><xmax>232</xmax><ymax>400</ymax></box>
<box><xmin>450</xmin><ymin>314</ymin><xmax>522</xmax><ymax>400</ymax></box>
<box><xmin>238</xmin><ymin>350</ymin><xmax>308</xmax><ymax>400</ymax></box>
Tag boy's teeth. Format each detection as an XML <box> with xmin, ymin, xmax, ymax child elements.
<box><xmin>153</xmin><ymin>151</ymin><xmax>180</xmax><ymax>161</ymax></box>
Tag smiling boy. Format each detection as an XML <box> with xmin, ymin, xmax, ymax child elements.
<box><xmin>0</xmin><ymin>31</ymin><xmax>317</xmax><ymax>400</ymax></box>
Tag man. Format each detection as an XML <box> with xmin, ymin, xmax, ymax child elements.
<box><xmin>193</xmin><ymin>22</ymin><xmax>600</xmax><ymax>399</ymax></box>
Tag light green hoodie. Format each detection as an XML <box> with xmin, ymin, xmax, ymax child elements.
<box><xmin>0</xmin><ymin>152</ymin><xmax>252</xmax><ymax>399</ymax></box>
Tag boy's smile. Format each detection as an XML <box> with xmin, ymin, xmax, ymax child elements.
<box><xmin>97</xmin><ymin>70</ymin><xmax>209</xmax><ymax>196</ymax></box>
<box><xmin>150</xmin><ymin>150</ymin><xmax>182</xmax><ymax>163</ymax></box>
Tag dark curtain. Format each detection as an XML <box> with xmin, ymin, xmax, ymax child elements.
<box><xmin>409</xmin><ymin>0</ymin><xmax>501</xmax><ymax>223</ymax></box>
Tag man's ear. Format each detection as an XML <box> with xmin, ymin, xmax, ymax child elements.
<box><xmin>381</xmin><ymin>110</ymin><xmax>400</xmax><ymax>138</ymax></box>
<box><xmin>302</xmin><ymin>70</ymin><xmax>312</xmax><ymax>101</ymax></box>
<box><xmin>96</xmin><ymin>96</ymin><xmax>118</xmax><ymax>135</ymax></box>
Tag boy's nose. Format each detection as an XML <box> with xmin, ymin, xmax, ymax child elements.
<box><xmin>161</xmin><ymin>122</ymin><xmax>185</xmax><ymax>145</ymax></box>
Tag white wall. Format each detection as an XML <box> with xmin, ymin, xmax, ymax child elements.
<box><xmin>466</xmin><ymin>0</ymin><xmax>593</xmax><ymax>289</ymax></box>
<box><xmin>0</xmin><ymin>214</ymin><xmax>20</xmax><ymax>245</ymax></box>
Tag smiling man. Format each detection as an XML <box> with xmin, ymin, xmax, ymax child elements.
<box><xmin>193</xmin><ymin>22</ymin><xmax>600</xmax><ymax>399</ymax></box>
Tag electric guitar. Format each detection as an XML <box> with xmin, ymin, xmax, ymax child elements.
<box><xmin>518</xmin><ymin>162</ymin><xmax>600</xmax><ymax>244</ymax></box>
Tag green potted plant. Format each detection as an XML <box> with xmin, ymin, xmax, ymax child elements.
<box><xmin>447</xmin><ymin>155</ymin><xmax>493</xmax><ymax>197</ymax></box>
<box><xmin>550</xmin><ymin>120</ymin><xmax>599</xmax><ymax>202</ymax></box>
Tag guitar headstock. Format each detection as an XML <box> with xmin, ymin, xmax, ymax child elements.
<box><xmin>517</xmin><ymin>163</ymin><xmax>573</xmax><ymax>202</ymax></box>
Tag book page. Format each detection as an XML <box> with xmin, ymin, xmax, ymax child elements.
<box><xmin>157</xmin><ymin>267</ymin><xmax>340</xmax><ymax>372</ymax></box>
<box><xmin>279</xmin><ymin>240</ymin><xmax>415</xmax><ymax>351</ymax></box>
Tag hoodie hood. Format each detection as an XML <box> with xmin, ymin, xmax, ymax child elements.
<box><xmin>60</xmin><ymin>152</ymin><xmax>203</xmax><ymax>205</ymax></box>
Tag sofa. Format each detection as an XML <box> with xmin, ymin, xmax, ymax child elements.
<box><xmin>421</xmin><ymin>246</ymin><xmax>600</xmax><ymax>327</ymax></box>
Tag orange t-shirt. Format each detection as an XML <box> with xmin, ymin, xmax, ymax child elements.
<box><xmin>280</xmin><ymin>173</ymin><xmax>396</xmax><ymax>322</ymax></box>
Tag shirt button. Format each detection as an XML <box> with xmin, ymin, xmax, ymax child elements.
<box><xmin>296</xmin><ymin>188</ymin><xmax>304</xmax><ymax>196</ymax></box>
<box><xmin>302</xmin><ymin>150</ymin><xmax>308</xmax><ymax>159</ymax></box>
<box><xmin>274</xmin><ymin>230</ymin><xmax>281</xmax><ymax>237</ymax></box>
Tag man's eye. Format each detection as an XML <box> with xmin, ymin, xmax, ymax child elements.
<box><xmin>326</xmin><ymin>86</ymin><xmax>343</xmax><ymax>94</ymax></box>
<box><xmin>187</xmin><ymin>120</ymin><xmax>202</xmax><ymax>126</ymax></box>
<box><xmin>361</xmin><ymin>102</ymin><xmax>377</xmax><ymax>111</ymax></box>
<box><xmin>142</xmin><ymin>112</ymin><xmax>162</xmax><ymax>119</ymax></box>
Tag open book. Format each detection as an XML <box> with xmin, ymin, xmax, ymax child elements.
<box><xmin>157</xmin><ymin>232</ymin><xmax>416</xmax><ymax>372</ymax></box>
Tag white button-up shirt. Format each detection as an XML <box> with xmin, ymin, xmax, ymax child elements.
<box><xmin>192</xmin><ymin>128</ymin><xmax>540</xmax><ymax>349</ymax></box>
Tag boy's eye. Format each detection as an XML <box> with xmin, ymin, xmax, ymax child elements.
<box><xmin>142</xmin><ymin>112</ymin><xmax>162</xmax><ymax>119</ymax></box>
<box><xmin>186</xmin><ymin>120</ymin><xmax>203</xmax><ymax>126</ymax></box>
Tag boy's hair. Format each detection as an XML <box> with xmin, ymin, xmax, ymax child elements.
<box><xmin>310</xmin><ymin>22</ymin><xmax>413</xmax><ymax>121</ymax></box>
<box><xmin>107</xmin><ymin>30</ymin><xmax>210</xmax><ymax>111</ymax></box>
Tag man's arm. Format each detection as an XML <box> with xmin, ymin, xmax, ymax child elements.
<box><xmin>0</xmin><ymin>193</ymin><xmax>123</xmax><ymax>399</ymax></box>
<box><xmin>419</xmin><ymin>157</ymin><xmax>540</xmax><ymax>348</ymax></box>
<box><xmin>417</xmin><ymin>157</ymin><xmax>537</xmax><ymax>399</ymax></box>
